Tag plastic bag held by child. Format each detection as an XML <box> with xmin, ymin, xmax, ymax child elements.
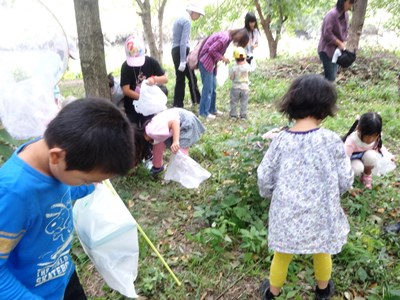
<box><xmin>133</xmin><ymin>80</ymin><xmax>167</xmax><ymax>116</ymax></box>
<box><xmin>164</xmin><ymin>151</ymin><xmax>211</xmax><ymax>188</ymax></box>
<box><xmin>73</xmin><ymin>180</ymin><xmax>139</xmax><ymax>298</ymax></box>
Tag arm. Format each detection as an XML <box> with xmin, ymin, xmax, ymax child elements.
<box><xmin>180</xmin><ymin>20</ymin><xmax>191</xmax><ymax>63</ymax></box>
<box><xmin>229</xmin><ymin>65</ymin><xmax>235</xmax><ymax>80</ymax></box>
<box><xmin>147</xmin><ymin>74</ymin><xmax>168</xmax><ymax>86</ymax></box>
<box><xmin>322</xmin><ymin>13</ymin><xmax>345</xmax><ymax>50</ymax></box>
<box><xmin>333</xmin><ymin>138</ymin><xmax>354</xmax><ymax>194</ymax></box>
<box><xmin>70</xmin><ymin>184</ymin><xmax>95</xmax><ymax>200</ymax></box>
<box><xmin>122</xmin><ymin>84</ymin><xmax>140</xmax><ymax>100</ymax></box>
<box><xmin>168</xmin><ymin>119</ymin><xmax>180</xmax><ymax>153</ymax></box>
<box><xmin>257</xmin><ymin>140</ymin><xmax>279</xmax><ymax>198</ymax></box>
<box><xmin>0</xmin><ymin>191</ymin><xmax>43</xmax><ymax>299</ymax></box>
<box><xmin>207</xmin><ymin>38</ymin><xmax>229</xmax><ymax>64</ymax></box>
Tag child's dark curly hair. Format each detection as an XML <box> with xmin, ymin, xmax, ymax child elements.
<box><xmin>278</xmin><ymin>74</ymin><xmax>337</xmax><ymax>121</ymax></box>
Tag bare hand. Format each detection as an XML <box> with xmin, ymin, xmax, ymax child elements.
<box><xmin>170</xmin><ymin>142</ymin><xmax>180</xmax><ymax>153</ymax></box>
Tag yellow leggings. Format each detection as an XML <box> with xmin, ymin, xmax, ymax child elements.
<box><xmin>269</xmin><ymin>252</ymin><xmax>332</xmax><ymax>288</ymax></box>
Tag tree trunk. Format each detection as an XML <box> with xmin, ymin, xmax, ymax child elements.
<box><xmin>136</xmin><ymin>0</ymin><xmax>163</xmax><ymax>63</ymax></box>
<box><xmin>74</xmin><ymin>0</ymin><xmax>109</xmax><ymax>99</ymax></box>
<box><xmin>157</xmin><ymin>0</ymin><xmax>167</xmax><ymax>65</ymax></box>
<box><xmin>254</xmin><ymin>0</ymin><xmax>286</xmax><ymax>59</ymax></box>
<box><xmin>347</xmin><ymin>0</ymin><xmax>368</xmax><ymax>52</ymax></box>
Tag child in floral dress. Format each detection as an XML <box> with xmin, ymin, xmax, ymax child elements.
<box><xmin>257</xmin><ymin>74</ymin><xmax>354</xmax><ymax>300</ymax></box>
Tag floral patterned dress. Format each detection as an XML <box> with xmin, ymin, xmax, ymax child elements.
<box><xmin>257</xmin><ymin>128</ymin><xmax>354</xmax><ymax>254</ymax></box>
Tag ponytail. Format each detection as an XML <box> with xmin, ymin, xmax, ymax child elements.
<box><xmin>342</xmin><ymin>118</ymin><xmax>359</xmax><ymax>142</ymax></box>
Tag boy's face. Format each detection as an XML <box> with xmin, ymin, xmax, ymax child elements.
<box><xmin>49</xmin><ymin>148</ymin><xmax>113</xmax><ymax>186</ymax></box>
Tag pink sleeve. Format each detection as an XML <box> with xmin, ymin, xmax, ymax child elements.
<box><xmin>145</xmin><ymin>109</ymin><xmax>179</xmax><ymax>144</ymax></box>
<box><xmin>344</xmin><ymin>137</ymin><xmax>356</xmax><ymax>157</ymax></box>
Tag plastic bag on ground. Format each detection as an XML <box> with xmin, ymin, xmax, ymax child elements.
<box><xmin>134</xmin><ymin>80</ymin><xmax>167</xmax><ymax>116</ymax></box>
<box><xmin>164</xmin><ymin>151</ymin><xmax>211</xmax><ymax>189</ymax></box>
<box><xmin>73</xmin><ymin>180</ymin><xmax>139</xmax><ymax>298</ymax></box>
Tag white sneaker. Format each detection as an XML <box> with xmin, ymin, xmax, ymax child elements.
<box><xmin>211</xmin><ymin>110</ymin><xmax>224</xmax><ymax>116</ymax></box>
<box><xmin>206</xmin><ymin>114</ymin><xmax>216</xmax><ymax>120</ymax></box>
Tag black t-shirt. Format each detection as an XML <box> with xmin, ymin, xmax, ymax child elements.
<box><xmin>120</xmin><ymin>56</ymin><xmax>165</xmax><ymax>124</ymax></box>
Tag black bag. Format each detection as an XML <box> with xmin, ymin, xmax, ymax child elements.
<box><xmin>337</xmin><ymin>49</ymin><xmax>356</xmax><ymax>68</ymax></box>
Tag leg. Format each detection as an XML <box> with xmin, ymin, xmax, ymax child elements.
<box><xmin>180</xmin><ymin>147</ymin><xmax>189</xmax><ymax>156</ymax></box>
<box><xmin>187</xmin><ymin>67</ymin><xmax>201</xmax><ymax>105</ymax></box>
<box><xmin>64</xmin><ymin>270</ymin><xmax>87</xmax><ymax>300</ymax></box>
<box><xmin>198</xmin><ymin>63</ymin><xmax>213</xmax><ymax>117</ymax></box>
<box><xmin>152</xmin><ymin>142</ymin><xmax>166</xmax><ymax>168</ymax></box>
<box><xmin>313</xmin><ymin>254</ymin><xmax>335</xmax><ymax>299</ymax></box>
<box><xmin>172</xmin><ymin>47</ymin><xmax>185</xmax><ymax>108</ymax></box>
<box><xmin>351</xmin><ymin>159</ymin><xmax>364</xmax><ymax>177</ymax></box>
<box><xmin>209</xmin><ymin>74</ymin><xmax>217</xmax><ymax>114</ymax></box>
<box><xmin>240</xmin><ymin>89</ymin><xmax>249</xmax><ymax>118</ymax></box>
<box><xmin>319</xmin><ymin>52</ymin><xmax>338</xmax><ymax>82</ymax></box>
<box><xmin>268</xmin><ymin>252</ymin><xmax>293</xmax><ymax>296</ymax></box>
<box><xmin>229</xmin><ymin>88</ymin><xmax>239</xmax><ymax>117</ymax></box>
<box><xmin>362</xmin><ymin>150</ymin><xmax>379</xmax><ymax>175</ymax></box>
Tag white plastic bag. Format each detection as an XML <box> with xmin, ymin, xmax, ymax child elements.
<box><xmin>134</xmin><ymin>80</ymin><xmax>167</xmax><ymax>116</ymax></box>
<box><xmin>216</xmin><ymin>62</ymin><xmax>229</xmax><ymax>87</ymax></box>
<box><xmin>372</xmin><ymin>152</ymin><xmax>396</xmax><ymax>176</ymax></box>
<box><xmin>164</xmin><ymin>151</ymin><xmax>211</xmax><ymax>188</ymax></box>
<box><xmin>73</xmin><ymin>180</ymin><xmax>139</xmax><ymax>298</ymax></box>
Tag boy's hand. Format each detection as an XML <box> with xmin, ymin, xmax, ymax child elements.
<box><xmin>171</xmin><ymin>142</ymin><xmax>180</xmax><ymax>153</ymax></box>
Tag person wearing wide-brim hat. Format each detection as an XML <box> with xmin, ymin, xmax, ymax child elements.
<box><xmin>171</xmin><ymin>2</ymin><xmax>205</xmax><ymax>108</ymax></box>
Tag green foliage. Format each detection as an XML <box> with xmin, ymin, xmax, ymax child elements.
<box><xmin>0</xmin><ymin>128</ymin><xmax>22</xmax><ymax>165</ymax></box>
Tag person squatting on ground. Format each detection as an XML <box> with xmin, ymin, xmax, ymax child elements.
<box><xmin>198</xmin><ymin>28</ymin><xmax>249</xmax><ymax>120</ymax></box>
<box><xmin>120</xmin><ymin>35</ymin><xmax>168</xmax><ymax>126</ymax></box>
<box><xmin>0</xmin><ymin>99</ymin><xmax>135</xmax><ymax>300</ymax></box>
<box><xmin>244</xmin><ymin>11</ymin><xmax>260</xmax><ymax>66</ymax></box>
<box><xmin>318</xmin><ymin>0</ymin><xmax>354</xmax><ymax>81</ymax></box>
<box><xmin>133</xmin><ymin>107</ymin><xmax>205</xmax><ymax>176</ymax></box>
<box><xmin>343</xmin><ymin>112</ymin><xmax>392</xmax><ymax>189</ymax></box>
<box><xmin>257</xmin><ymin>74</ymin><xmax>354</xmax><ymax>300</ymax></box>
<box><xmin>171</xmin><ymin>2</ymin><xmax>204</xmax><ymax>108</ymax></box>
<box><xmin>229</xmin><ymin>47</ymin><xmax>252</xmax><ymax>119</ymax></box>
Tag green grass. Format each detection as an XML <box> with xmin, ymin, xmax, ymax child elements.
<box><xmin>1</xmin><ymin>49</ymin><xmax>399</xmax><ymax>299</ymax></box>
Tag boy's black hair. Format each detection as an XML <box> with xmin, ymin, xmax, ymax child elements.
<box><xmin>342</xmin><ymin>112</ymin><xmax>383</xmax><ymax>150</ymax></box>
<box><xmin>235</xmin><ymin>57</ymin><xmax>246</xmax><ymax>62</ymax></box>
<box><xmin>278</xmin><ymin>74</ymin><xmax>337</xmax><ymax>121</ymax></box>
<box><xmin>336</xmin><ymin>0</ymin><xmax>355</xmax><ymax>12</ymax></box>
<box><xmin>44</xmin><ymin>98</ymin><xmax>135</xmax><ymax>175</ymax></box>
<box><xmin>244</xmin><ymin>12</ymin><xmax>259</xmax><ymax>32</ymax></box>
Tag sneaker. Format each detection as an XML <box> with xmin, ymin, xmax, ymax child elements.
<box><xmin>230</xmin><ymin>115</ymin><xmax>238</xmax><ymax>119</ymax></box>
<box><xmin>240</xmin><ymin>115</ymin><xmax>247</xmax><ymax>119</ymax></box>
<box><xmin>315</xmin><ymin>280</ymin><xmax>335</xmax><ymax>300</ymax></box>
<box><xmin>206</xmin><ymin>114</ymin><xmax>216</xmax><ymax>120</ymax></box>
<box><xmin>211</xmin><ymin>110</ymin><xmax>224</xmax><ymax>116</ymax></box>
<box><xmin>361</xmin><ymin>173</ymin><xmax>372</xmax><ymax>189</ymax></box>
<box><xmin>150</xmin><ymin>165</ymin><xmax>164</xmax><ymax>176</ymax></box>
<box><xmin>259</xmin><ymin>280</ymin><xmax>278</xmax><ymax>300</ymax></box>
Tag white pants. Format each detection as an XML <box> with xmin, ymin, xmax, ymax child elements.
<box><xmin>351</xmin><ymin>150</ymin><xmax>379</xmax><ymax>176</ymax></box>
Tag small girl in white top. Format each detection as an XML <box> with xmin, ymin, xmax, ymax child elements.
<box><xmin>257</xmin><ymin>74</ymin><xmax>353</xmax><ymax>300</ymax></box>
<box><xmin>244</xmin><ymin>12</ymin><xmax>260</xmax><ymax>65</ymax></box>
<box><xmin>343</xmin><ymin>112</ymin><xmax>395</xmax><ymax>189</ymax></box>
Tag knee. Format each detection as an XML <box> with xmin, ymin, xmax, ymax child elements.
<box><xmin>351</xmin><ymin>159</ymin><xmax>364</xmax><ymax>176</ymax></box>
<box><xmin>362</xmin><ymin>150</ymin><xmax>378</xmax><ymax>167</ymax></box>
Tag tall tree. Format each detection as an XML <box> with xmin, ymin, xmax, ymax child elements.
<box><xmin>135</xmin><ymin>0</ymin><xmax>167</xmax><ymax>64</ymax></box>
<box><xmin>347</xmin><ymin>0</ymin><xmax>368</xmax><ymax>52</ymax></box>
<box><xmin>74</xmin><ymin>0</ymin><xmax>109</xmax><ymax>99</ymax></box>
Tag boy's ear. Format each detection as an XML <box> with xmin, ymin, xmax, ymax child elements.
<box><xmin>49</xmin><ymin>147</ymin><xmax>66</xmax><ymax>165</ymax></box>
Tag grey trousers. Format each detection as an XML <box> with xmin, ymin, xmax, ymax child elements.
<box><xmin>230</xmin><ymin>88</ymin><xmax>249</xmax><ymax>118</ymax></box>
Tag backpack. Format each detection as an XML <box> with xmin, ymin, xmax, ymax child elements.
<box><xmin>186</xmin><ymin>36</ymin><xmax>210</xmax><ymax>70</ymax></box>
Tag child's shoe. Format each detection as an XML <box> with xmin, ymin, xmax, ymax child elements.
<box><xmin>315</xmin><ymin>280</ymin><xmax>335</xmax><ymax>300</ymax></box>
<box><xmin>259</xmin><ymin>280</ymin><xmax>278</xmax><ymax>300</ymax></box>
<box><xmin>361</xmin><ymin>173</ymin><xmax>372</xmax><ymax>189</ymax></box>
<box><xmin>150</xmin><ymin>165</ymin><xmax>164</xmax><ymax>176</ymax></box>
